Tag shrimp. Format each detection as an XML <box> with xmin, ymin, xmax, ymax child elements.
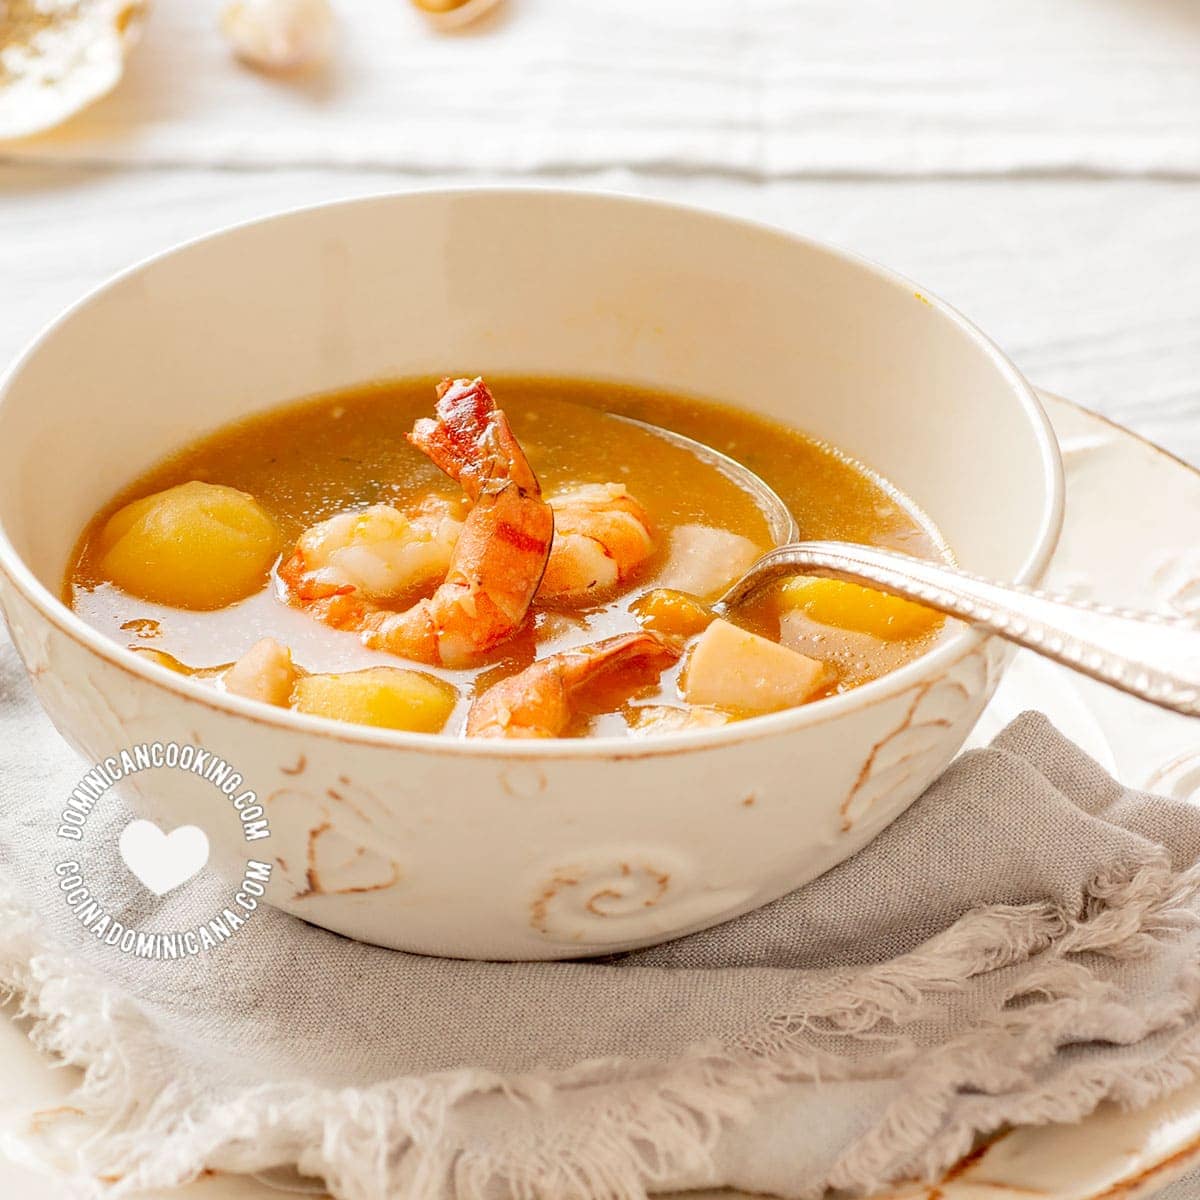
<box><xmin>466</xmin><ymin>630</ymin><xmax>680</xmax><ymax>739</ymax></box>
<box><xmin>537</xmin><ymin>483</ymin><xmax>656</xmax><ymax>603</ymax></box>
<box><xmin>279</xmin><ymin>377</ymin><xmax>553</xmax><ymax>668</ymax></box>
<box><xmin>285</xmin><ymin>496</ymin><xmax>464</xmax><ymax>605</ymax></box>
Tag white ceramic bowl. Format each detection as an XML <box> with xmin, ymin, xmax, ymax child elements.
<box><xmin>0</xmin><ymin>190</ymin><xmax>1063</xmax><ymax>960</ymax></box>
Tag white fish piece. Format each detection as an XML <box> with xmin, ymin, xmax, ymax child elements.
<box><xmin>0</xmin><ymin>0</ymin><xmax>147</xmax><ymax>140</ymax></box>
<box><xmin>654</xmin><ymin>524</ymin><xmax>763</xmax><ymax>600</ymax></box>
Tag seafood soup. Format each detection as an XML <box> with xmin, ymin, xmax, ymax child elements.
<box><xmin>68</xmin><ymin>376</ymin><xmax>949</xmax><ymax>740</ymax></box>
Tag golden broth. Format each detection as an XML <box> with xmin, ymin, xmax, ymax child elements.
<box><xmin>68</xmin><ymin>376</ymin><xmax>949</xmax><ymax>737</ymax></box>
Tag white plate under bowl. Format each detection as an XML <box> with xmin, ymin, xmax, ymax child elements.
<box><xmin>965</xmin><ymin>653</ymin><xmax>1115</xmax><ymax>771</ymax></box>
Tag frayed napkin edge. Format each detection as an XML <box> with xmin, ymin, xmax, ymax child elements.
<box><xmin>4</xmin><ymin>726</ymin><xmax>1200</xmax><ymax>1199</ymax></box>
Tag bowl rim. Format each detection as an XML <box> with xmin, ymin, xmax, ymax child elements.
<box><xmin>0</xmin><ymin>185</ymin><xmax>1066</xmax><ymax>760</ymax></box>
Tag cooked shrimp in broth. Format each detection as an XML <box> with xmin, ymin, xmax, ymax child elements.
<box><xmin>539</xmin><ymin>483</ymin><xmax>656</xmax><ymax>604</ymax></box>
<box><xmin>467</xmin><ymin>631</ymin><xmax>680</xmax><ymax>739</ymax></box>
<box><xmin>283</xmin><ymin>497</ymin><xmax>465</xmax><ymax>606</ymax></box>
<box><xmin>278</xmin><ymin>377</ymin><xmax>553</xmax><ymax>668</ymax></box>
<box><xmin>68</xmin><ymin>375</ymin><xmax>951</xmax><ymax>739</ymax></box>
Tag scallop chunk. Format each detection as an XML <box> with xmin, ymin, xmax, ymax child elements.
<box><xmin>655</xmin><ymin>525</ymin><xmax>762</xmax><ymax>600</ymax></box>
<box><xmin>98</xmin><ymin>481</ymin><xmax>280</xmax><ymax>610</ymax></box>
<box><xmin>683</xmin><ymin>619</ymin><xmax>828</xmax><ymax>714</ymax></box>
<box><xmin>292</xmin><ymin>667</ymin><xmax>457</xmax><ymax>733</ymax></box>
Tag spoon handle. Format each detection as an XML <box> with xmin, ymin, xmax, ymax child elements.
<box><xmin>717</xmin><ymin>541</ymin><xmax>1200</xmax><ymax>718</ymax></box>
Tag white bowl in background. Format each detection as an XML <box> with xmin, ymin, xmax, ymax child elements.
<box><xmin>0</xmin><ymin>190</ymin><xmax>1063</xmax><ymax>959</ymax></box>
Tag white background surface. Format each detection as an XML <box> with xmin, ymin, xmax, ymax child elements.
<box><xmin>2</xmin><ymin>1</ymin><xmax>1200</xmax><ymax>1196</ymax></box>
<box><xmin>4</xmin><ymin>0</ymin><xmax>1200</xmax><ymax>459</ymax></box>
<box><xmin>10</xmin><ymin>0</ymin><xmax>1200</xmax><ymax>174</ymax></box>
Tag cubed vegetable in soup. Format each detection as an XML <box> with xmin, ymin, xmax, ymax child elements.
<box><xmin>291</xmin><ymin>667</ymin><xmax>457</xmax><ymax>733</ymax></box>
<box><xmin>778</xmin><ymin>577</ymin><xmax>939</xmax><ymax>641</ymax></box>
<box><xmin>683</xmin><ymin>619</ymin><xmax>829</xmax><ymax>714</ymax></box>
<box><xmin>98</xmin><ymin>481</ymin><xmax>279</xmax><ymax>610</ymax></box>
<box><xmin>630</xmin><ymin>588</ymin><xmax>715</xmax><ymax>639</ymax></box>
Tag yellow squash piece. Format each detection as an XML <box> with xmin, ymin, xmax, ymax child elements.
<box><xmin>99</xmin><ymin>481</ymin><xmax>280</xmax><ymax>610</ymax></box>
<box><xmin>683</xmin><ymin>618</ymin><xmax>828</xmax><ymax>715</ymax></box>
<box><xmin>291</xmin><ymin>667</ymin><xmax>457</xmax><ymax>733</ymax></box>
<box><xmin>630</xmin><ymin>588</ymin><xmax>715</xmax><ymax>640</ymax></box>
<box><xmin>778</xmin><ymin>576</ymin><xmax>939</xmax><ymax>641</ymax></box>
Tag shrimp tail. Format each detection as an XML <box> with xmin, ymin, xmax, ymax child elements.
<box><xmin>410</xmin><ymin>377</ymin><xmax>540</xmax><ymax>500</ymax></box>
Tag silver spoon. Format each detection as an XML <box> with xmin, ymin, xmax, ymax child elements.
<box><xmin>610</xmin><ymin>414</ymin><xmax>799</xmax><ymax>546</ymax></box>
<box><xmin>616</xmin><ymin>415</ymin><xmax>1200</xmax><ymax>719</ymax></box>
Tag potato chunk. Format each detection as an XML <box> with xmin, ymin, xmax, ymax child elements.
<box><xmin>291</xmin><ymin>667</ymin><xmax>457</xmax><ymax>733</ymax></box>
<box><xmin>778</xmin><ymin>576</ymin><xmax>939</xmax><ymax>641</ymax></box>
<box><xmin>98</xmin><ymin>481</ymin><xmax>280</xmax><ymax>610</ymax></box>
<box><xmin>683</xmin><ymin>618</ymin><xmax>828</xmax><ymax>714</ymax></box>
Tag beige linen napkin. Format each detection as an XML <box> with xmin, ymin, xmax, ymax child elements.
<box><xmin>2</xmin><ymin>634</ymin><xmax>1200</xmax><ymax>1199</ymax></box>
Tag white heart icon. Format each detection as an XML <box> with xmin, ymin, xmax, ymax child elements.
<box><xmin>118</xmin><ymin>820</ymin><xmax>210</xmax><ymax>897</ymax></box>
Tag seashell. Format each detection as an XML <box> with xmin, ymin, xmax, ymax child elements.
<box><xmin>410</xmin><ymin>0</ymin><xmax>503</xmax><ymax>32</ymax></box>
<box><xmin>220</xmin><ymin>0</ymin><xmax>334</xmax><ymax>72</ymax></box>
<box><xmin>0</xmin><ymin>0</ymin><xmax>147</xmax><ymax>141</ymax></box>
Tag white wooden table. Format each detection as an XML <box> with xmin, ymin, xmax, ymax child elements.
<box><xmin>3</xmin><ymin>2</ymin><xmax>1200</xmax><ymax>1195</ymax></box>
